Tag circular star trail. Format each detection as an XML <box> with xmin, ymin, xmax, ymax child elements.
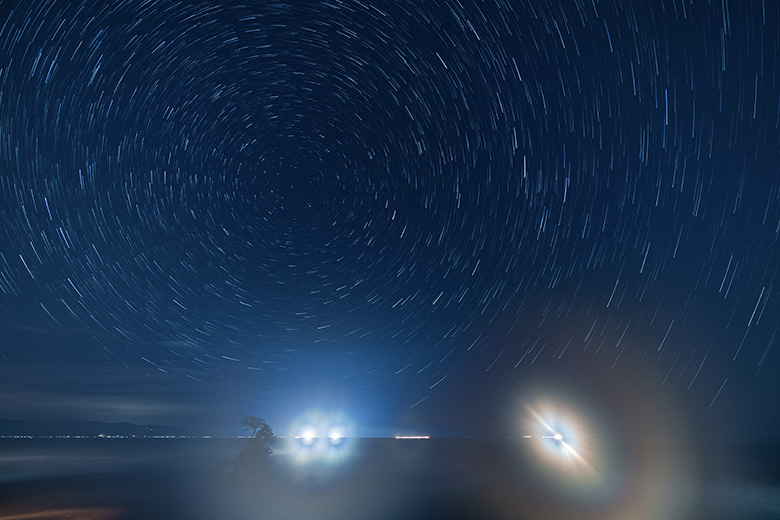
<box><xmin>0</xmin><ymin>0</ymin><xmax>778</xmax><ymax>431</ymax></box>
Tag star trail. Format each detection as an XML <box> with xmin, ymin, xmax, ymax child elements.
<box><xmin>0</xmin><ymin>0</ymin><xmax>778</xmax><ymax>437</ymax></box>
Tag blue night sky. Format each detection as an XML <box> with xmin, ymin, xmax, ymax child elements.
<box><xmin>0</xmin><ymin>0</ymin><xmax>778</xmax><ymax>440</ymax></box>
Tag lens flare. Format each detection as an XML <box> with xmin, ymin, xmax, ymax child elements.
<box><xmin>483</xmin><ymin>369</ymin><xmax>707</xmax><ymax>520</ymax></box>
<box><xmin>527</xmin><ymin>405</ymin><xmax>592</xmax><ymax>470</ymax></box>
<box><xmin>518</xmin><ymin>395</ymin><xmax>621</xmax><ymax>505</ymax></box>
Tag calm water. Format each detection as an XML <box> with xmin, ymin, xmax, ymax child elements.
<box><xmin>0</xmin><ymin>438</ymin><xmax>777</xmax><ymax>520</ymax></box>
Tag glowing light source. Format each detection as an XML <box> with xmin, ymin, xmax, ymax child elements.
<box><xmin>327</xmin><ymin>429</ymin><xmax>344</xmax><ymax>445</ymax></box>
<box><xmin>285</xmin><ymin>410</ymin><xmax>356</xmax><ymax>466</ymax></box>
<box><xmin>527</xmin><ymin>406</ymin><xmax>589</xmax><ymax>467</ymax></box>
<box><xmin>517</xmin><ymin>394</ymin><xmax>618</xmax><ymax>502</ymax></box>
<box><xmin>297</xmin><ymin>426</ymin><xmax>318</xmax><ymax>446</ymax></box>
<box><xmin>508</xmin><ymin>379</ymin><xmax>698</xmax><ymax>519</ymax></box>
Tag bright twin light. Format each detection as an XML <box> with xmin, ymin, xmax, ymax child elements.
<box><xmin>286</xmin><ymin>410</ymin><xmax>355</xmax><ymax>465</ymax></box>
<box><xmin>295</xmin><ymin>426</ymin><xmax>344</xmax><ymax>447</ymax></box>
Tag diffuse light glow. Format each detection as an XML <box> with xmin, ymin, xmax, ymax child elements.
<box><xmin>522</xmin><ymin>399</ymin><xmax>607</xmax><ymax>491</ymax></box>
<box><xmin>284</xmin><ymin>409</ymin><xmax>356</xmax><ymax>466</ymax></box>
<box><xmin>493</xmin><ymin>369</ymin><xmax>704</xmax><ymax>520</ymax></box>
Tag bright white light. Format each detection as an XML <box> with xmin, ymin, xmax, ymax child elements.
<box><xmin>524</xmin><ymin>404</ymin><xmax>593</xmax><ymax>471</ymax></box>
<box><xmin>298</xmin><ymin>426</ymin><xmax>317</xmax><ymax>446</ymax></box>
<box><xmin>517</xmin><ymin>394</ymin><xmax>620</xmax><ymax>503</ymax></box>
<box><xmin>328</xmin><ymin>429</ymin><xmax>344</xmax><ymax>445</ymax></box>
<box><xmin>285</xmin><ymin>410</ymin><xmax>357</xmax><ymax>466</ymax></box>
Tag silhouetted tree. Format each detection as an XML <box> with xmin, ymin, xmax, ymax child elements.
<box><xmin>235</xmin><ymin>416</ymin><xmax>276</xmax><ymax>480</ymax></box>
<box><xmin>240</xmin><ymin>416</ymin><xmax>266</xmax><ymax>437</ymax></box>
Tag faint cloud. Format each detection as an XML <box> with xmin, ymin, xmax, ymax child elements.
<box><xmin>0</xmin><ymin>362</ymin><xmax>201</xmax><ymax>424</ymax></box>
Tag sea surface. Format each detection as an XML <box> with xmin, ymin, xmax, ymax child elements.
<box><xmin>0</xmin><ymin>438</ymin><xmax>777</xmax><ymax>520</ymax></box>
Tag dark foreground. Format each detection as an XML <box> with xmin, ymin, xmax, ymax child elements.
<box><xmin>0</xmin><ymin>438</ymin><xmax>778</xmax><ymax>520</ymax></box>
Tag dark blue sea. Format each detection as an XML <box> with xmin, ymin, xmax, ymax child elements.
<box><xmin>0</xmin><ymin>438</ymin><xmax>777</xmax><ymax>520</ymax></box>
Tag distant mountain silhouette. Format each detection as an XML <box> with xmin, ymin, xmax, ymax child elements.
<box><xmin>0</xmin><ymin>419</ymin><xmax>195</xmax><ymax>437</ymax></box>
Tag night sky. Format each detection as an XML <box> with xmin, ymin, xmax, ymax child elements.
<box><xmin>0</xmin><ymin>0</ymin><xmax>778</xmax><ymax>440</ymax></box>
